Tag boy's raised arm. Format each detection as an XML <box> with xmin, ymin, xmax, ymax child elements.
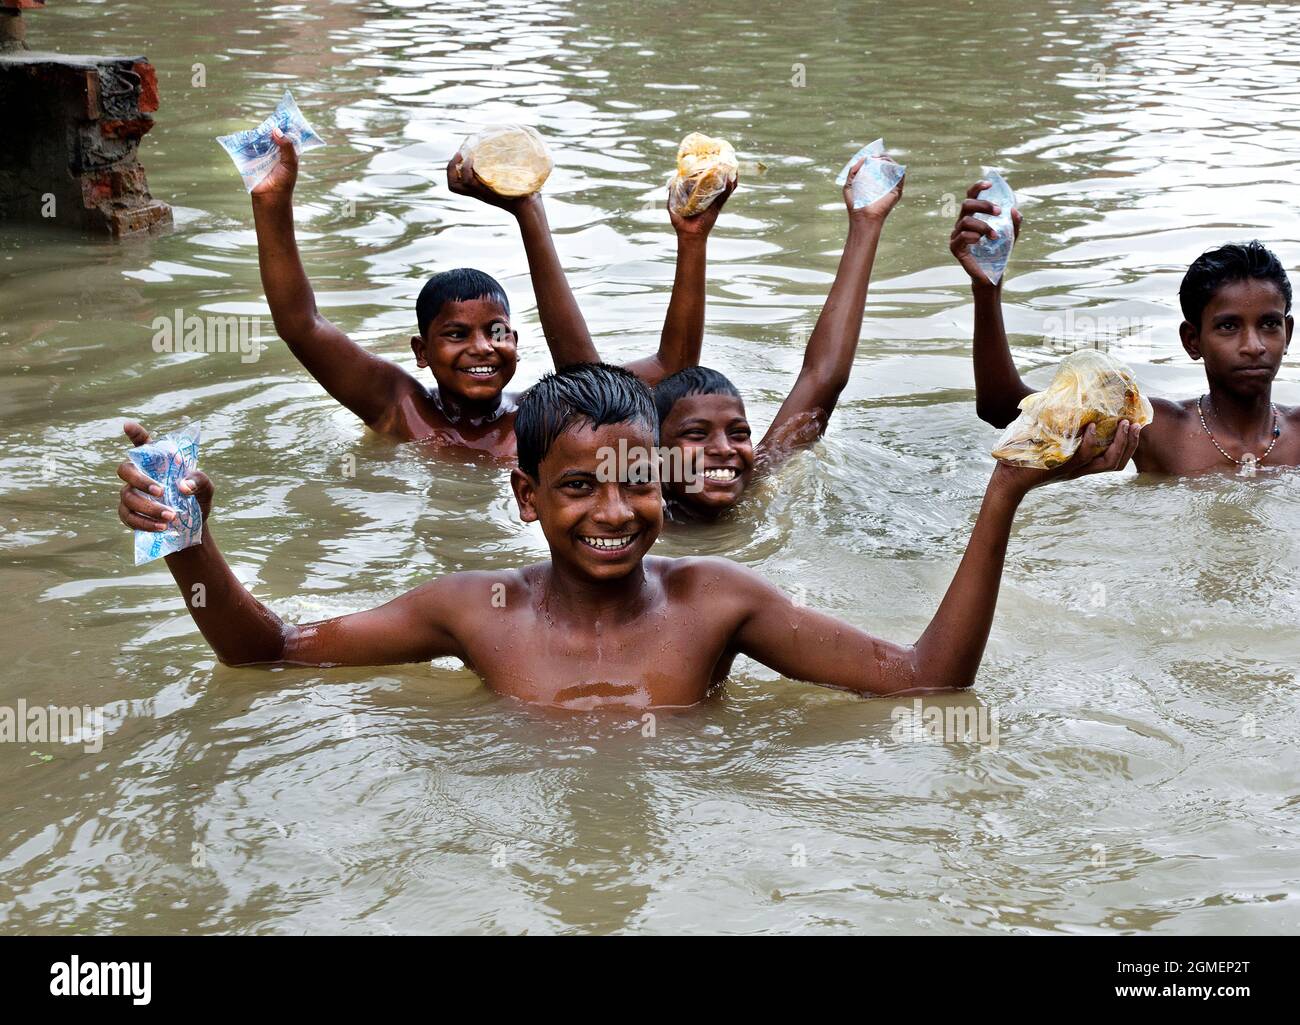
<box><xmin>116</xmin><ymin>424</ymin><xmax>463</xmax><ymax>669</ymax></box>
<box><xmin>729</xmin><ymin>423</ymin><xmax>1141</xmax><ymax>695</ymax></box>
<box><xmin>254</xmin><ymin>133</ymin><xmax>418</xmax><ymax>428</ymax></box>
<box><xmin>950</xmin><ymin>180</ymin><xmax>1034</xmax><ymax>428</ymax></box>
<box><xmin>758</xmin><ymin>159</ymin><xmax>900</xmax><ymax>458</ymax></box>
<box><xmin>447</xmin><ymin>154</ymin><xmax>599</xmax><ymax>369</ymax></box>
<box><xmin>620</xmin><ymin>180</ymin><xmax>734</xmax><ymax>386</ymax></box>
<box><xmin>448</xmin><ymin>154</ymin><xmax>732</xmax><ymax>385</ymax></box>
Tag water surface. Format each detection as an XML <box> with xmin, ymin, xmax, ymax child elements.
<box><xmin>1</xmin><ymin>0</ymin><xmax>1298</xmax><ymax>934</ymax></box>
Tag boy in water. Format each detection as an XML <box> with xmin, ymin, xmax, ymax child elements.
<box><xmin>949</xmin><ymin>180</ymin><xmax>1297</xmax><ymax>474</ymax></box>
<box><xmin>452</xmin><ymin>151</ymin><xmax>904</xmax><ymax>520</ymax></box>
<box><xmin>115</xmin><ymin>364</ymin><xmax>1139</xmax><ymax>708</ymax></box>
<box><xmin>251</xmin><ymin>131</ymin><xmax>728</xmax><ymax>459</ymax></box>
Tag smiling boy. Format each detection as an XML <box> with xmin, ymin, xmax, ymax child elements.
<box><xmin>949</xmin><ymin>181</ymin><xmax>1298</xmax><ymax>475</ymax></box>
<box><xmin>115</xmin><ymin>364</ymin><xmax>1139</xmax><ymax>708</ymax></box>
<box><xmin>251</xmin><ymin>131</ymin><xmax>725</xmax><ymax>460</ymax></box>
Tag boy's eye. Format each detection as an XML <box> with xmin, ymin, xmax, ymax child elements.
<box><xmin>562</xmin><ymin>479</ymin><xmax>593</xmax><ymax>493</ymax></box>
<box><xmin>730</xmin><ymin>428</ymin><xmax>751</xmax><ymax>440</ymax></box>
<box><xmin>681</xmin><ymin>430</ymin><xmax>707</xmax><ymax>441</ymax></box>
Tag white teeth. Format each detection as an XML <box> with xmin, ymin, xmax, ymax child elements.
<box><xmin>462</xmin><ymin>366</ymin><xmax>496</xmax><ymax>376</ymax></box>
<box><xmin>702</xmin><ymin>468</ymin><xmax>737</xmax><ymax>481</ymax></box>
<box><xmin>581</xmin><ymin>535</ymin><xmax>635</xmax><ymax>550</ymax></box>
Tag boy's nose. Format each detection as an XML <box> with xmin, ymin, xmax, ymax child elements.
<box><xmin>1242</xmin><ymin>328</ymin><xmax>1269</xmax><ymax>356</ymax></box>
<box><xmin>591</xmin><ymin>484</ymin><xmax>634</xmax><ymax>527</ymax></box>
<box><xmin>704</xmin><ymin>431</ymin><xmax>734</xmax><ymax>456</ymax></box>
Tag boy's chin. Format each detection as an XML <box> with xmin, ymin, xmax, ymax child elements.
<box><xmin>672</xmin><ymin>487</ymin><xmax>741</xmax><ymax>517</ymax></box>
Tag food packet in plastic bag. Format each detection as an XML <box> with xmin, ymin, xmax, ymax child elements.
<box><xmin>991</xmin><ymin>349</ymin><xmax>1154</xmax><ymax>469</ymax></box>
<box><xmin>457</xmin><ymin>124</ymin><xmax>554</xmax><ymax>197</ymax></box>
<box><xmin>127</xmin><ymin>425</ymin><xmax>204</xmax><ymax>565</ymax></box>
<box><xmin>667</xmin><ymin>132</ymin><xmax>738</xmax><ymax>217</ymax></box>
<box><xmin>216</xmin><ymin>89</ymin><xmax>326</xmax><ymax>192</ymax></box>
<box><xmin>835</xmin><ymin>138</ymin><xmax>906</xmax><ymax>209</ymax></box>
<box><xmin>970</xmin><ymin>170</ymin><xmax>1016</xmax><ymax>285</ymax></box>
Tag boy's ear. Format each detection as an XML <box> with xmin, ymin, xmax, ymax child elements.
<box><xmin>1285</xmin><ymin>314</ymin><xmax>1294</xmax><ymax>352</ymax></box>
<box><xmin>1179</xmin><ymin>320</ymin><xmax>1202</xmax><ymax>361</ymax></box>
<box><xmin>410</xmin><ymin>334</ymin><xmax>429</xmax><ymax>368</ymax></box>
<box><xmin>510</xmin><ymin>468</ymin><xmax>540</xmax><ymax>523</ymax></box>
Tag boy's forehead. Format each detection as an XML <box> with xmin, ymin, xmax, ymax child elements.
<box><xmin>666</xmin><ymin>391</ymin><xmax>747</xmax><ymax>423</ymax></box>
<box><xmin>541</xmin><ymin>419</ymin><xmax>657</xmax><ymax>472</ymax></box>
<box><xmin>1205</xmin><ymin>277</ymin><xmax>1288</xmax><ymax>315</ymax></box>
<box><xmin>434</xmin><ymin>296</ymin><xmax>510</xmax><ymax>321</ymax></box>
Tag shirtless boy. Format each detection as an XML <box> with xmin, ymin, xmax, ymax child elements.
<box><xmin>115</xmin><ymin>363</ymin><xmax>1140</xmax><ymax>708</ymax></box>
<box><xmin>949</xmin><ymin>180</ymin><xmax>1297</xmax><ymax>475</ymax></box>
<box><xmin>250</xmin><ymin>130</ymin><xmax>728</xmax><ymax>459</ymax></box>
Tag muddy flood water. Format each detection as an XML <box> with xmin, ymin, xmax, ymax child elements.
<box><xmin>1</xmin><ymin>0</ymin><xmax>1298</xmax><ymax>933</ymax></box>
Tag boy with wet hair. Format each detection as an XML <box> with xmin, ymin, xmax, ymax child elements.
<box><xmin>950</xmin><ymin>182</ymin><xmax>1297</xmax><ymax>474</ymax></box>
<box><xmin>463</xmin><ymin>151</ymin><xmax>904</xmax><ymax>519</ymax></box>
<box><xmin>114</xmin><ymin>364</ymin><xmax>1139</xmax><ymax>708</ymax></box>
<box><xmin>250</xmin><ymin>131</ymin><xmax>727</xmax><ymax>459</ymax></box>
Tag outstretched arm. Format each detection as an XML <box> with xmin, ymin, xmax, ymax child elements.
<box><xmin>254</xmin><ymin>132</ymin><xmax>418</xmax><ymax>428</ymax></box>
<box><xmin>731</xmin><ymin>423</ymin><xmax>1141</xmax><ymax>695</ymax></box>
<box><xmin>116</xmin><ymin>423</ymin><xmax>462</xmax><ymax>668</ymax></box>
<box><xmin>950</xmin><ymin>180</ymin><xmax>1033</xmax><ymax>428</ymax></box>
<box><xmin>622</xmin><ymin>179</ymin><xmax>734</xmax><ymax>386</ymax></box>
<box><xmin>759</xmin><ymin>157</ymin><xmax>901</xmax><ymax>459</ymax></box>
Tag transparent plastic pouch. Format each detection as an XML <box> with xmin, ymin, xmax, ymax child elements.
<box><xmin>835</xmin><ymin>138</ymin><xmax>905</xmax><ymax>209</ymax></box>
<box><xmin>216</xmin><ymin>90</ymin><xmax>326</xmax><ymax>192</ymax></box>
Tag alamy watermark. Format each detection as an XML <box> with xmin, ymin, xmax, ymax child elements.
<box><xmin>0</xmin><ymin>700</ymin><xmax>104</xmax><ymax>754</ymax></box>
<box><xmin>890</xmin><ymin>698</ymin><xmax>1000</xmax><ymax>751</ymax></box>
<box><xmin>595</xmin><ymin>438</ymin><xmax>705</xmax><ymax>493</ymax></box>
<box><xmin>151</xmin><ymin>309</ymin><xmax>265</xmax><ymax>364</ymax></box>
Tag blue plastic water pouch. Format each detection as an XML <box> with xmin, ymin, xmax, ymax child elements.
<box><xmin>970</xmin><ymin>170</ymin><xmax>1017</xmax><ymax>285</ymax></box>
<box><xmin>835</xmin><ymin>138</ymin><xmax>906</xmax><ymax>209</ymax></box>
<box><xmin>216</xmin><ymin>90</ymin><xmax>326</xmax><ymax>191</ymax></box>
<box><xmin>127</xmin><ymin>425</ymin><xmax>203</xmax><ymax>565</ymax></box>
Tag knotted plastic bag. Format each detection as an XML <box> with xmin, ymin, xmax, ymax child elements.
<box><xmin>991</xmin><ymin>349</ymin><xmax>1153</xmax><ymax>468</ymax></box>
<box><xmin>970</xmin><ymin>171</ymin><xmax>1016</xmax><ymax>285</ymax></box>
<box><xmin>667</xmin><ymin>132</ymin><xmax>738</xmax><ymax>217</ymax></box>
<box><xmin>127</xmin><ymin>425</ymin><xmax>204</xmax><ymax>565</ymax></box>
<box><xmin>457</xmin><ymin>124</ymin><xmax>554</xmax><ymax>197</ymax></box>
<box><xmin>216</xmin><ymin>90</ymin><xmax>326</xmax><ymax>192</ymax></box>
<box><xmin>835</xmin><ymin>138</ymin><xmax>906</xmax><ymax>209</ymax></box>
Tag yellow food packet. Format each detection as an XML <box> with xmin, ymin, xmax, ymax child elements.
<box><xmin>667</xmin><ymin>132</ymin><xmax>738</xmax><ymax>216</ymax></box>
<box><xmin>992</xmin><ymin>349</ymin><xmax>1154</xmax><ymax>468</ymax></box>
<box><xmin>458</xmin><ymin>125</ymin><xmax>553</xmax><ymax>197</ymax></box>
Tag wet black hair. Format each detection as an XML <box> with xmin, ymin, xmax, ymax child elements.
<box><xmin>652</xmin><ymin>366</ymin><xmax>742</xmax><ymax>425</ymax></box>
<box><xmin>416</xmin><ymin>268</ymin><xmax>510</xmax><ymax>338</ymax></box>
<box><xmin>1179</xmin><ymin>241</ymin><xmax>1292</xmax><ymax>329</ymax></box>
<box><xmin>515</xmin><ymin>363</ymin><xmax>659</xmax><ymax>479</ymax></box>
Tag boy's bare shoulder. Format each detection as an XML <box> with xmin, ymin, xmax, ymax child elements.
<box><xmin>650</xmin><ymin>554</ymin><xmax>768</xmax><ymax>599</ymax></box>
<box><xmin>416</xmin><ymin>567</ymin><xmax>533</xmax><ymax>616</ymax></box>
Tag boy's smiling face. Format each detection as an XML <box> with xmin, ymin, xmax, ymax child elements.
<box><xmin>512</xmin><ymin>419</ymin><xmax>663</xmax><ymax>582</ymax></box>
<box><xmin>659</xmin><ymin>392</ymin><xmax>755</xmax><ymax>515</ymax></box>
<box><xmin>1181</xmin><ymin>278</ymin><xmax>1293</xmax><ymax>396</ymax></box>
<box><xmin>411</xmin><ymin>297</ymin><xmax>518</xmax><ymax>405</ymax></box>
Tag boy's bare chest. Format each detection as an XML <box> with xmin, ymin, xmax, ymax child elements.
<box><xmin>1141</xmin><ymin>411</ymin><xmax>1300</xmax><ymax>475</ymax></box>
<box><xmin>382</xmin><ymin>392</ymin><xmax>518</xmax><ymax>457</ymax></box>
<box><xmin>456</xmin><ymin>603</ymin><xmax>737</xmax><ymax>709</ymax></box>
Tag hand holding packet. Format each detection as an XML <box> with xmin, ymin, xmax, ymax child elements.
<box><xmin>835</xmin><ymin>138</ymin><xmax>906</xmax><ymax>209</ymax></box>
<box><xmin>216</xmin><ymin>90</ymin><xmax>326</xmax><ymax>192</ymax></box>
<box><xmin>456</xmin><ymin>124</ymin><xmax>554</xmax><ymax>197</ymax></box>
<box><xmin>991</xmin><ymin>349</ymin><xmax>1154</xmax><ymax>469</ymax></box>
<box><xmin>127</xmin><ymin>425</ymin><xmax>204</xmax><ymax>565</ymax></box>
<box><xmin>667</xmin><ymin>132</ymin><xmax>738</xmax><ymax>217</ymax></box>
<box><xmin>970</xmin><ymin>170</ymin><xmax>1016</xmax><ymax>285</ymax></box>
